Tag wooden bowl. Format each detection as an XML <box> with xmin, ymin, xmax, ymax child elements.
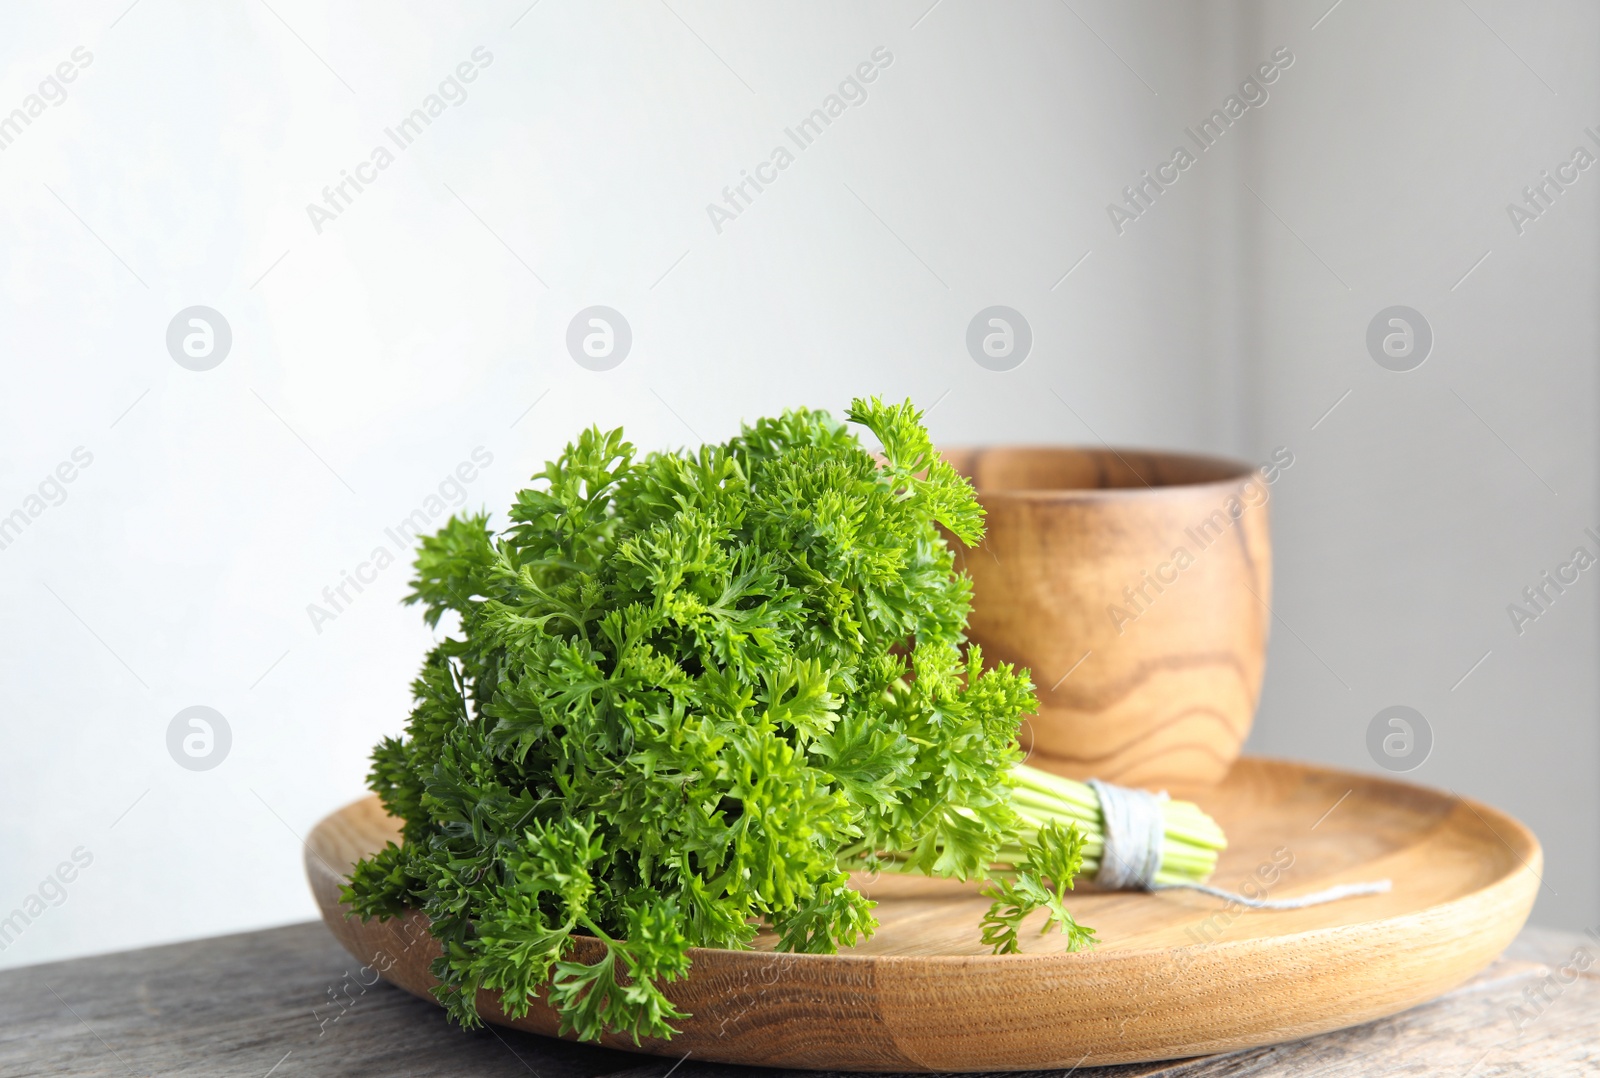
<box><xmin>307</xmin><ymin>758</ymin><xmax>1540</xmax><ymax>1070</ymax></box>
<box><xmin>942</xmin><ymin>446</ymin><xmax>1273</xmax><ymax>789</ymax></box>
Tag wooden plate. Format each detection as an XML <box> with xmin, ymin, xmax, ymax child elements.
<box><xmin>305</xmin><ymin>757</ymin><xmax>1540</xmax><ymax>1071</ymax></box>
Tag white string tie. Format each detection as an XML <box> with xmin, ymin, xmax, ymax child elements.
<box><xmin>1087</xmin><ymin>778</ymin><xmax>1392</xmax><ymax>909</ymax></box>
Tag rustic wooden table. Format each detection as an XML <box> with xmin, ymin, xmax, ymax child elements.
<box><xmin>0</xmin><ymin>922</ymin><xmax>1592</xmax><ymax>1077</ymax></box>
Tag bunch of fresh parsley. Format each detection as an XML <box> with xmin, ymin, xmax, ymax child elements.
<box><xmin>344</xmin><ymin>398</ymin><xmax>1094</xmax><ymax>1044</ymax></box>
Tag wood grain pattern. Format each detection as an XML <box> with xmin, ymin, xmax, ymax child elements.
<box><xmin>304</xmin><ymin>757</ymin><xmax>1541</xmax><ymax>1072</ymax></box>
<box><xmin>941</xmin><ymin>447</ymin><xmax>1273</xmax><ymax>789</ymax></box>
<box><xmin>2</xmin><ymin>922</ymin><xmax>1587</xmax><ymax>1076</ymax></box>
<box><xmin>0</xmin><ymin>920</ymin><xmax>641</xmax><ymax>1078</ymax></box>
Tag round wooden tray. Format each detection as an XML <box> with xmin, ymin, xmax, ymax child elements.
<box><xmin>305</xmin><ymin>757</ymin><xmax>1540</xmax><ymax>1071</ymax></box>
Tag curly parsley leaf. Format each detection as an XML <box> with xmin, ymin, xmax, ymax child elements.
<box><xmin>980</xmin><ymin>820</ymin><xmax>1099</xmax><ymax>955</ymax></box>
<box><xmin>343</xmin><ymin>397</ymin><xmax>1088</xmax><ymax>1043</ymax></box>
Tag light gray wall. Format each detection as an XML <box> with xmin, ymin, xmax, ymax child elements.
<box><xmin>1232</xmin><ymin>0</ymin><xmax>1599</xmax><ymax>931</ymax></box>
<box><xmin>0</xmin><ymin>0</ymin><xmax>1592</xmax><ymax>968</ymax></box>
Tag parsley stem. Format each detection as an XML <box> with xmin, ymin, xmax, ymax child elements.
<box><xmin>1007</xmin><ymin>763</ymin><xmax>1226</xmax><ymax>883</ymax></box>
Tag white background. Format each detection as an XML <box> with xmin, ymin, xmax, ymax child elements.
<box><xmin>0</xmin><ymin>0</ymin><xmax>1594</xmax><ymax>968</ymax></box>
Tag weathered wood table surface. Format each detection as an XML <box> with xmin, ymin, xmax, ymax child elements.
<box><xmin>0</xmin><ymin>922</ymin><xmax>1593</xmax><ymax>1077</ymax></box>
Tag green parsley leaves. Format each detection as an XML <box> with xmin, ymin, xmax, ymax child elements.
<box><xmin>344</xmin><ymin>398</ymin><xmax>1092</xmax><ymax>1042</ymax></box>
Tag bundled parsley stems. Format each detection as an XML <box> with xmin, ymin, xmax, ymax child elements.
<box><xmin>346</xmin><ymin>399</ymin><xmax>1224</xmax><ymax>1043</ymax></box>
